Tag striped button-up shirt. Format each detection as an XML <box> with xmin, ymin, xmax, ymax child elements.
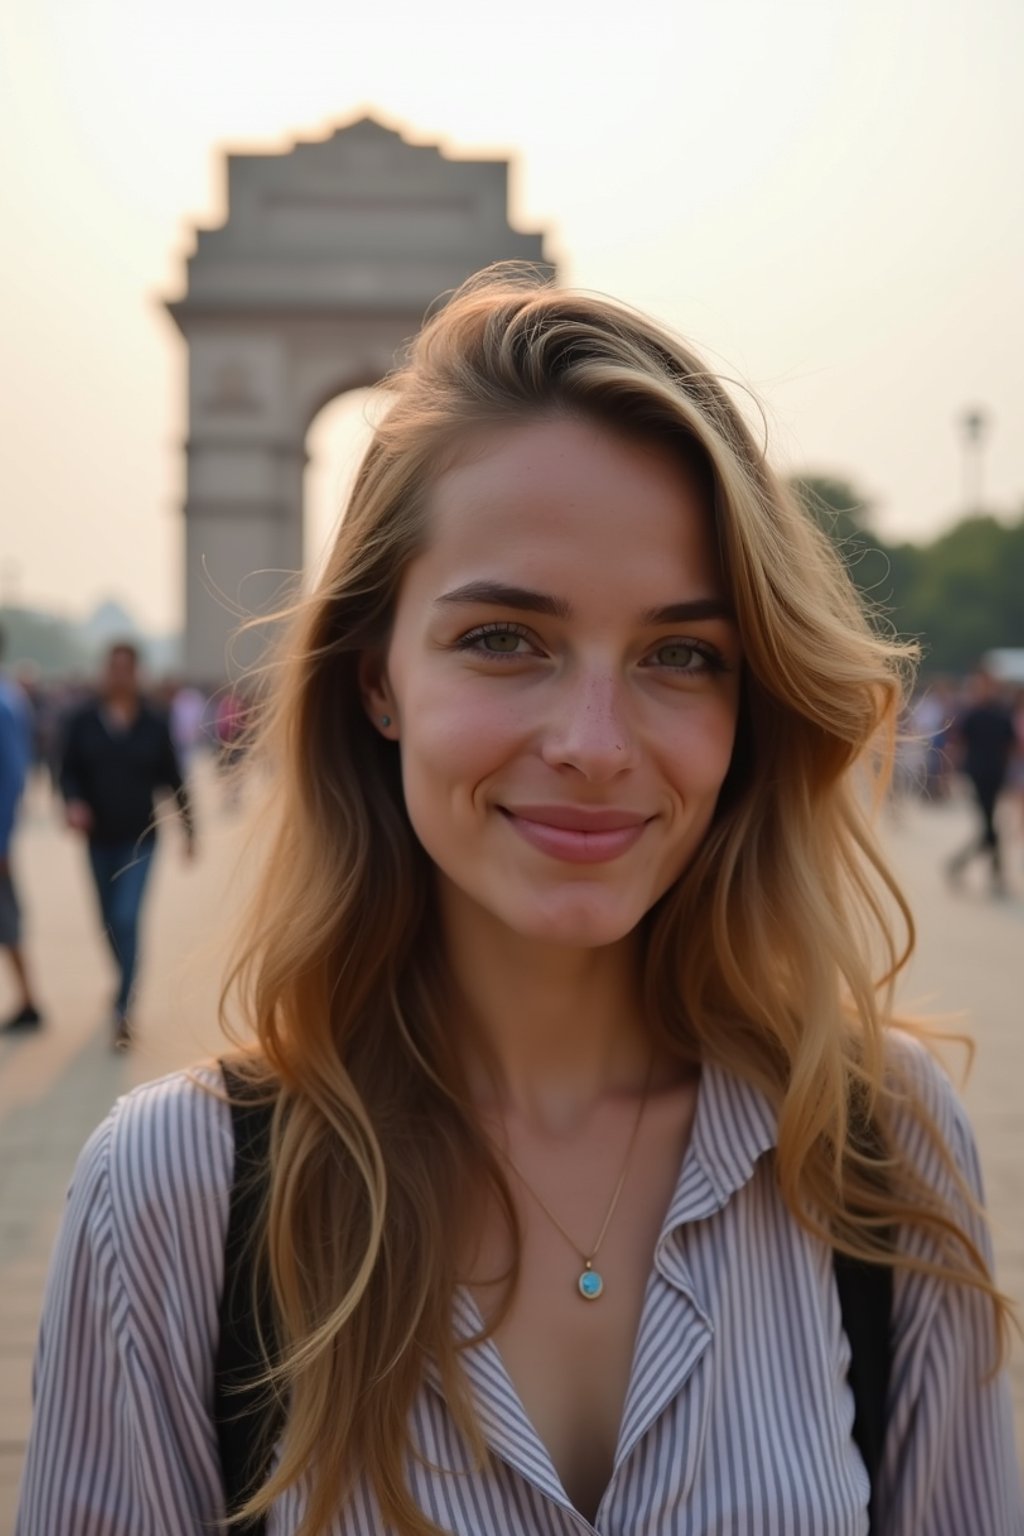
<box><xmin>16</xmin><ymin>1042</ymin><xmax>1023</xmax><ymax>1534</ymax></box>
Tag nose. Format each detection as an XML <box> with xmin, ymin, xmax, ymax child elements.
<box><xmin>540</xmin><ymin>666</ymin><xmax>639</xmax><ymax>780</ymax></box>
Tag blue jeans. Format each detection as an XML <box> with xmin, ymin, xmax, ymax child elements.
<box><xmin>87</xmin><ymin>841</ymin><xmax>155</xmax><ymax>1017</ymax></box>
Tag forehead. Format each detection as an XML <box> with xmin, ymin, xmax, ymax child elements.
<box><xmin>414</xmin><ymin>414</ymin><xmax>721</xmax><ymax>603</ymax></box>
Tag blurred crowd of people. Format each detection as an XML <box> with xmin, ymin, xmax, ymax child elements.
<box><xmin>11</xmin><ymin>664</ymin><xmax>252</xmax><ymax>798</ymax></box>
<box><xmin>0</xmin><ymin>628</ymin><xmax>254</xmax><ymax>1043</ymax></box>
<box><xmin>898</xmin><ymin>669</ymin><xmax>1024</xmax><ymax>896</ymax></box>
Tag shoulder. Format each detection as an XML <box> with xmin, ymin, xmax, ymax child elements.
<box><xmin>100</xmin><ymin>1061</ymin><xmax>234</xmax><ymax>1205</ymax></box>
<box><xmin>73</xmin><ymin>1065</ymin><xmax>235</xmax><ymax>1295</ymax></box>
<box><xmin>884</xmin><ymin>1029</ymin><xmax>963</xmax><ymax>1118</ymax></box>
<box><xmin>875</xmin><ymin>1039</ymin><xmax>1019</xmax><ymax>1525</ymax></box>
<box><xmin>25</xmin><ymin>1070</ymin><xmax>237</xmax><ymax>1525</ymax></box>
<box><xmin>882</xmin><ymin>1029</ymin><xmax>980</xmax><ymax>1190</ymax></box>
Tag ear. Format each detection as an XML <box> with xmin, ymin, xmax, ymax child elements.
<box><xmin>357</xmin><ymin>649</ymin><xmax>399</xmax><ymax>739</ymax></box>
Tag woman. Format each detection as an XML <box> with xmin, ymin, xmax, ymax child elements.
<box><xmin>17</xmin><ymin>270</ymin><xmax>1020</xmax><ymax>1534</ymax></box>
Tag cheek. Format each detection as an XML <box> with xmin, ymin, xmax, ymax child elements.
<box><xmin>663</xmin><ymin>695</ymin><xmax>740</xmax><ymax>796</ymax></box>
<box><xmin>398</xmin><ymin>675</ymin><xmax>523</xmax><ymax>797</ymax></box>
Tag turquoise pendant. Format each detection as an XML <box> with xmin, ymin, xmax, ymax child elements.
<box><xmin>578</xmin><ymin>1266</ymin><xmax>604</xmax><ymax>1300</ymax></box>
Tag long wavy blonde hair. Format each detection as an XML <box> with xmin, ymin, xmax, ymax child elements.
<box><xmin>221</xmin><ymin>266</ymin><xmax>1011</xmax><ymax>1534</ymax></box>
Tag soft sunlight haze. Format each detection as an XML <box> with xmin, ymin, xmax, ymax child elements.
<box><xmin>1</xmin><ymin>0</ymin><xmax>1021</xmax><ymax>634</ymax></box>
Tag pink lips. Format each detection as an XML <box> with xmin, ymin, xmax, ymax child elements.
<box><xmin>499</xmin><ymin>804</ymin><xmax>652</xmax><ymax>864</ymax></box>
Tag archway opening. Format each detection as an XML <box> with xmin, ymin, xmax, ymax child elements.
<box><xmin>303</xmin><ymin>387</ymin><xmax>389</xmax><ymax>590</ymax></box>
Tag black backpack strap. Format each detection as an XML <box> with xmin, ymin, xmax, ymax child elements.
<box><xmin>833</xmin><ymin>1109</ymin><xmax>894</xmax><ymax>1534</ymax></box>
<box><xmin>834</xmin><ymin>1246</ymin><xmax>893</xmax><ymax>1531</ymax></box>
<box><xmin>215</xmin><ymin>1062</ymin><xmax>282</xmax><ymax>1535</ymax></box>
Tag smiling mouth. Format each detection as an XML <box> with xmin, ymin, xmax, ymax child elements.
<box><xmin>498</xmin><ymin>806</ymin><xmax>652</xmax><ymax>864</ymax></box>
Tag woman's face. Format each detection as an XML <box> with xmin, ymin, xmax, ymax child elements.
<box><xmin>363</xmin><ymin>414</ymin><xmax>743</xmax><ymax>950</ymax></box>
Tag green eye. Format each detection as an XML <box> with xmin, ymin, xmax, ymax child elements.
<box><xmin>480</xmin><ymin>631</ymin><xmax>524</xmax><ymax>653</ymax></box>
<box><xmin>455</xmin><ymin>623</ymin><xmax>537</xmax><ymax>659</ymax></box>
<box><xmin>656</xmin><ymin>643</ymin><xmax>698</xmax><ymax>668</ymax></box>
<box><xmin>645</xmin><ymin>641</ymin><xmax>727</xmax><ymax>676</ymax></box>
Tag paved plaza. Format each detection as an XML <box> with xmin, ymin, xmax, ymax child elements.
<box><xmin>0</xmin><ymin>764</ymin><xmax>1021</xmax><ymax>1528</ymax></box>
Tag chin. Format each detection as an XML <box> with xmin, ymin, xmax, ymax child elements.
<box><xmin>500</xmin><ymin>891</ymin><xmax>646</xmax><ymax>951</ymax></box>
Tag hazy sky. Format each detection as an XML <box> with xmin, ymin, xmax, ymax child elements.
<box><xmin>1</xmin><ymin>0</ymin><xmax>1021</xmax><ymax>633</ymax></box>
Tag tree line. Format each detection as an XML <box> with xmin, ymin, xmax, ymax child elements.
<box><xmin>790</xmin><ymin>476</ymin><xmax>1024</xmax><ymax>676</ymax></box>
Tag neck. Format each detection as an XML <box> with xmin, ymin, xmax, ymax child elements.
<box><xmin>439</xmin><ymin>880</ymin><xmax>653</xmax><ymax>1133</ymax></box>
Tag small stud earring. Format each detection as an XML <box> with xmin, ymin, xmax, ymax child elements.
<box><xmin>380</xmin><ymin>714</ymin><xmax>392</xmax><ymax>728</ymax></box>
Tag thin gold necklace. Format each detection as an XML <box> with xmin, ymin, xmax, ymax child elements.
<box><xmin>495</xmin><ymin>1054</ymin><xmax>656</xmax><ymax>1301</ymax></box>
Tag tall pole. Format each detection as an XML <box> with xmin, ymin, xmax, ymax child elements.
<box><xmin>959</xmin><ymin>407</ymin><xmax>990</xmax><ymax>517</ymax></box>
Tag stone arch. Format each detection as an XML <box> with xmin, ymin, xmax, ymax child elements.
<box><xmin>165</xmin><ymin>115</ymin><xmax>553</xmax><ymax>681</ymax></box>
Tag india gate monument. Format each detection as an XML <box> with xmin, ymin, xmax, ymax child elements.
<box><xmin>166</xmin><ymin>116</ymin><xmax>554</xmax><ymax>682</ymax></box>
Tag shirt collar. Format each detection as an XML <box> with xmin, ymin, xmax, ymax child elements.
<box><xmin>658</xmin><ymin>1058</ymin><xmax>779</xmax><ymax>1239</ymax></box>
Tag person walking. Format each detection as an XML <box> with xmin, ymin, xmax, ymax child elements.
<box><xmin>59</xmin><ymin>640</ymin><xmax>195</xmax><ymax>1048</ymax></box>
<box><xmin>945</xmin><ymin>668</ymin><xmax>1017</xmax><ymax>896</ymax></box>
<box><xmin>0</xmin><ymin>624</ymin><xmax>45</xmax><ymax>1033</ymax></box>
<box><xmin>168</xmin><ymin>677</ymin><xmax>208</xmax><ymax>775</ymax></box>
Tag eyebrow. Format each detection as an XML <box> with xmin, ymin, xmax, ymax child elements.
<box><xmin>434</xmin><ymin>580</ymin><xmax>733</xmax><ymax>626</ymax></box>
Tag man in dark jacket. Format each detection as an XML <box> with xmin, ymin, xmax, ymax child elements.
<box><xmin>60</xmin><ymin>641</ymin><xmax>195</xmax><ymax>1048</ymax></box>
<box><xmin>945</xmin><ymin>668</ymin><xmax>1017</xmax><ymax>897</ymax></box>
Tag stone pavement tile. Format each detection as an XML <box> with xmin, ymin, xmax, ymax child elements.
<box><xmin>0</xmin><ymin>1354</ymin><xmax>31</xmax><ymax>1449</ymax></box>
<box><xmin>0</xmin><ymin>1296</ymin><xmax>44</xmax><ymax>1350</ymax></box>
<box><xmin>0</xmin><ymin>1454</ymin><xmax>23</xmax><ymax>1536</ymax></box>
